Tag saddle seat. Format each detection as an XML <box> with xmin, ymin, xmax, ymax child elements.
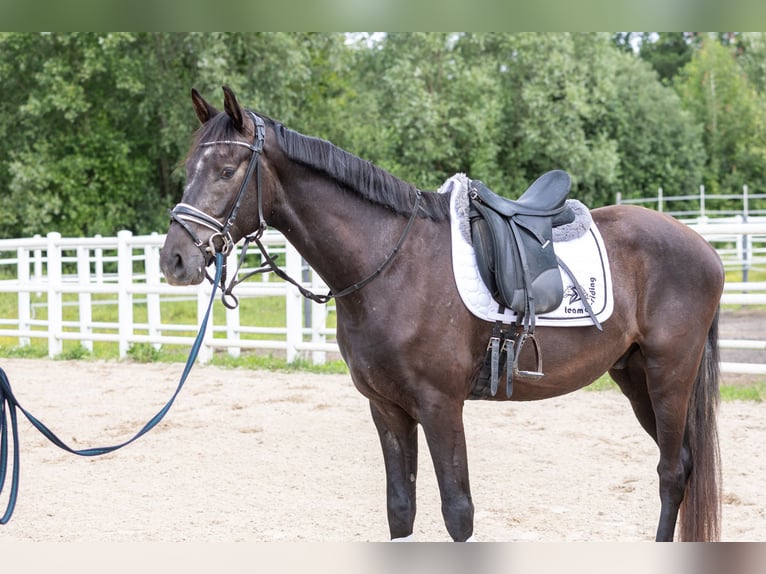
<box><xmin>471</xmin><ymin>169</ymin><xmax>574</xmax><ymax>220</ymax></box>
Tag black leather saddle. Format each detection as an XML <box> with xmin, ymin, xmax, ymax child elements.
<box><xmin>468</xmin><ymin>170</ymin><xmax>573</xmax><ymax>325</ymax></box>
<box><xmin>467</xmin><ymin>170</ymin><xmax>575</xmax><ymax>399</ymax></box>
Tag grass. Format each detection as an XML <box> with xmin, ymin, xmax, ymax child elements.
<box><xmin>587</xmin><ymin>372</ymin><xmax>766</xmax><ymax>402</ymax></box>
<box><xmin>719</xmin><ymin>381</ymin><xmax>766</xmax><ymax>402</ymax></box>
<box><xmin>0</xmin><ymin>284</ymin><xmax>338</xmax><ymax>365</ymax></box>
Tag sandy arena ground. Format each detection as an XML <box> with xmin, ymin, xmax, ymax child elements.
<box><xmin>0</xmin><ymin>348</ymin><xmax>763</xmax><ymax>542</ymax></box>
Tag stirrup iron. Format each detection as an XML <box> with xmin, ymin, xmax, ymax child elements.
<box><xmin>512</xmin><ymin>331</ymin><xmax>544</xmax><ymax>381</ymax></box>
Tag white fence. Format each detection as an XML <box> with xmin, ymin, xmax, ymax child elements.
<box><xmin>1</xmin><ymin>223</ymin><xmax>765</xmax><ymax>374</ymax></box>
<box><xmin>616</xmin><ymin>184</ymin><xmax>766</xmax><ymax>220</ymax></box>
<box><xmin>0</xmin><ymin>231</ymin><xmax>337</xmax><ymax>364</ymax></box>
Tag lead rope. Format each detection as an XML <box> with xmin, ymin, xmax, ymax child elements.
<box><xmin>0</xmin><ymin>252</ymin><xmax>226</xmax><ymax>525</ymax></box>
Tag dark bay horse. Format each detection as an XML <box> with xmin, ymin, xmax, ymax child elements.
<box><xmin>160</xmin><ymin>86</ymin><xmax>724</xmax><ymax>542</ymax></box>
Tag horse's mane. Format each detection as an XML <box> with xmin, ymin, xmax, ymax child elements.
<box><xmin>271</xmin><ymin>118</ymin><xmax>451</xmax><ymax>221</ymax></box>
<box><xmin>191</xmin><ymin>111</ymin><xmax>451</xmax><ymax>220</ymax></box>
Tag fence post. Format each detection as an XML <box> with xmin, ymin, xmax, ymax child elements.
<box><xmin>743</xmin><ymin>184</ymin><xmax>749</xmax><ymax>220</ymax></box>
<box><xmin>309</xmin><ymin>267</ymin><xmax>327</xmax><ymax>365</ymax></box>
<box><xmin>197</xmin><ymin>283</ymin><xmax>214</xmax><ymax>364</ymax></box>
<box><xmin>117</xmin><ymin>230</ymin><xmax>134</xmax><ymax>358</ymax></box>
<box><xmin>144</xmin><ymin>234</ymin><xmax>162</xmax><ymax>350</ymax></box>
<box><xmin>285</xmin><ymin>242</ymin><xmax>303</xmax><ymax>363</ymax></box>
<box><xmin>743</xmin><ymin>185</ymin><xmax>750</xmax><ymax>282</ymax></box>
<box><xmin>700</xmin><ymin>184</ymin><xmax>706</xmax><ymax>219</ymax></box>
<box><xmin>17</xmin><ymin>246</ymin><xmax>30</xmax><ymax>347</ymax></box>
<box><xmin>77</xmin><ymin>246</ymin><xmax>93</xmax><ymax>352</ymax></box>
<box><xmin>46</xmin><ymin>232</ymin><xmax>63</xmax><ymax>358</ymax></box>
<box><xmin>33</xmin><ymin>234</ymin><xmax>43</xmax><ymax>297</ymax></box>
<box><xmin>657</xmin><ymin>187</ymin><xmax>663</xmax><ymax>213</ymax></box>
<box><xmin>615</xmin><ymin>191</ymin><xmax>622</xmax><ymax>205</ymax></box>
<box><xmin>94</xmin><ymin>234</ymin><xmax>104</xmax><ymax>284</ymax></box>
<box><xmin>225</xmin><ymin>246</ymin><xmax>241</xmax><ymax>358</ymax></box>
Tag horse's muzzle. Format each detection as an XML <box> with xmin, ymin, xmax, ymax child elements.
<box><xmin>160</xmin><ymin>227</ymin><xmax>208</xmax><ymax>286</ymax></box>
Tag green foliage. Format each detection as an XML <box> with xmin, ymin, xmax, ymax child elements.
<box><xmin>585</xmin><ymin>373</ymin><xmax>619</xmax><ymax>391</ymax></box>
<box><xmin>55</xmin><ymin>343</ymin><xmax>92</xmax><ymax>360</ymax></box>
<box><xmin>589</xmin><ymin>372</ymin><xmax>765</xmax><ymax>403</ymax></box>
<box><xmin>633</xmin><ymin>32</ymin><xmax>697</xmax><ymax>84</ymax></box>
<box><xmin>675</xmin><ymin>35</ymin><xmax>766</xmax><ymax>196</ymax></box>
<box><xmin>126</xmin><ymin>342</ymin><xmax>161</xmax><ymax>363</ymax></box>
<box><xmin>720</xmin><ymin>382</ymin><xmax>766</xmax><ymax>402</ymax></box>
<box><xmin>1</xmin><ymin>32</ymin><xmax>765</xmax><ymax>238</ymax></box>
<box><xmin>0</xmin><ymin>343</ymin><xmax>47</xmax><ymax>359</ymax></box>
<box><xmin>210</xmin><ymin>352</ymin><xmax>349</xmax><ymax>374</ymax></box>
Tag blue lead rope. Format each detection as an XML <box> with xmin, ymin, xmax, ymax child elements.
<box><xmin>0</xmin><ymin>252</ymin><xmax>224</xmax><ymax>525</ymax></box>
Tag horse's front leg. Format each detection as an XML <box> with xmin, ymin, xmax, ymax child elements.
<box><xmin>420</xmin><ymin>400</ymin><xmax>474</xmax><ymax>541</ymax></box>
<box><xmin>369</xmin><ymin>400</ymin><xmax>419</xmax><ymax>540</ymax></box>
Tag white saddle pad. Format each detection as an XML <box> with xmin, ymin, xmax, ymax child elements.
<box><xmin>441</xmin><ymin>174</ymin><xmax>613</xmax><ymax>327</ymax></box>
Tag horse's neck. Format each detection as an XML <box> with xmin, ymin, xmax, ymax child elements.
<box><xmin>273</xmin><ymin>177</ymin><xmax>405</xmax><ymax>295</ymax></box>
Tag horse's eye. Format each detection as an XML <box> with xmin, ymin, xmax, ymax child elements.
<box><xmin>220</xmin><ymin>167</ymin><xmax>236</xmax><ymax>180</ymax></box>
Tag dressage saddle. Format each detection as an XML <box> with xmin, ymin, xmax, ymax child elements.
<box><xmin>468</xmin><ymin>170</ymin><xmax>577</xmax><ymax>399</ymax></box>
<box><xmin>468</xmin><ymin>170</ymin><xmax>574</xmax><ymax>325</ymax></box>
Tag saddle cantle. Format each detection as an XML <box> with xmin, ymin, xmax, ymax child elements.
<box><xmin>468</xmin><ymin>170</ymin><xmax>573</xmax><ymax>324</ymax></box>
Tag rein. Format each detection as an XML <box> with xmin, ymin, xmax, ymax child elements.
<box><xmin>170</xmin><ymin>111</ymin><xmax>423</xmax><ymax>308</ymax></box>
<box><xmin>0</xmin><ymin>252</ymin><xmax>225</xmax><ymax>525</ymax></box>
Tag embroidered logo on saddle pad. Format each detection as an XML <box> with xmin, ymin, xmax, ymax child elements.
<box><xmin>439</xmin><ymin>174</ymin><xmax>614</xmax><ymax>327</ymax></box>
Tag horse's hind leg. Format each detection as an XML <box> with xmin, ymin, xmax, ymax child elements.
<box><xmin>609</xmin><ymin>346</ymin><xmax>658</xmax><ymax>441</ymax></box>
<box><xmin>610</xmin><ymin>344</ymin><xmax>694</xmax><ymax>541</ymax></box>
<box><xmin>369</xmin><ymin>400</ymin><xmax>419</xmax><ymax>540</ymax></box>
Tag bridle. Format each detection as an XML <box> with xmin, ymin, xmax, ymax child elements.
<box><xmin>169</xmin><ymin>111</ymin><xmax>422</xmax><ymax>309</ymax></box>
<box><xmin>170</xmin><ymin>112</ymin><xmax>267</xmax><ymax>262</ymax></box>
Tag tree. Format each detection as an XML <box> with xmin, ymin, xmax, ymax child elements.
<box><xmin>739</xmin><ymin>32</ymin><xmax>766</xmax><ymax>93</ymax></box>
<box><xmin>345</xmin><ymin>32</ymin><xmax>503</xmax><ymax>190</ymax></box>
<box><xmin>602</xmin><ymin>51</ymin><xmax>705</xmax><ymax>202</ymax></box>
<box><xmin>0</xmin><ymin>32</ymin><xmax>349</xmax><ymax>237</ymax></box>
<box><xmin>675</xmin><ymin>35</ymin><xmax>766</xmax><ymax>195</ymax></box>
<box><xmin>457</xmin><ymin>33</ymin><xmax>706</xmax><ymax>206</ymax></box>
<box><xmin>634</xmin><ymin>33</ymin><xmax>697</xmax><ymax>85</ymax></box>
<box><xmin>0</xmin><ymin>33</ymin><xmax>160</xmax><ymax>236</ymax></box>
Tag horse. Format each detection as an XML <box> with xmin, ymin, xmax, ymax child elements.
<box><xmin>159</xmin><ymin>86</ymin><xmax>724</xmax><ymax>542</ymax></box>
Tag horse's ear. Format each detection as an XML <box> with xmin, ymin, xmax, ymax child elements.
<box><xmin>191</xmin><ymin>88</ymin><xmax>218</xmax><ymax>124</ymax></box>
<box><xmin>222</xmin><ymin>85</ymin><xmax>245</xmax><ymax>132</ymax></box>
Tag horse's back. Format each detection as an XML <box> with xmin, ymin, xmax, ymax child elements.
<box><xmin>593</xmin><ymin>204</ymin><xmax>723</xmax><ymax>289</ymax></box>
<box><xmin>592</xmin><ymin>204</ymin><xmax>724</xmax><ymax>339</ymax></box>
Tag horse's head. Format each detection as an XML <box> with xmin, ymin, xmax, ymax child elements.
<box><xmin>160</xmin><ymin>86</ymin><xmax>270</xmax><ymax>286</ymax></box>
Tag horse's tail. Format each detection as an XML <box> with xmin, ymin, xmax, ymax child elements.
<box><xmin>679</xmin><ymin>306</ymin><xmax>722</xmax><ymax>541</ymax></box>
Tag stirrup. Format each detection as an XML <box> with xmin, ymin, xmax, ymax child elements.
<box><xmin>512</xmin><ymin>331</ymin><xmax>544</xmax><ymax>381</ymax></box>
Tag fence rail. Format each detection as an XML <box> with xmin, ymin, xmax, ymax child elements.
<box><xmin>616</xmin><ymin>184</ymin><xmax>766</xmax><ymax>221</ymax></box>
<box><xmin>1</xmin><ymin>222</ymin><xmax>765</xmax><ymax>374</ymax></box>
<box><xmin>0</xmin><ymin>230</ymin><xmax>335</xmax><ymax>365</ymax></box>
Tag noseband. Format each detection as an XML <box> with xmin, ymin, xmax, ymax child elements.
<box><xmin>169</xmin><ymin>111</ymin><xmax>422</xmax><ymax>309</ymax></box>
